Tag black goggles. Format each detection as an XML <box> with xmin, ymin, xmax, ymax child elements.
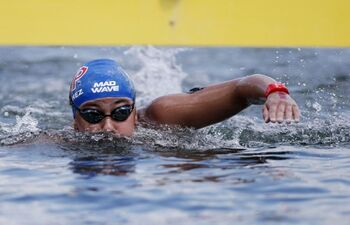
<box><xmin>72</xmin><ymin>103</ymin><xmax>134</xmax><ymax>124</ymax></box>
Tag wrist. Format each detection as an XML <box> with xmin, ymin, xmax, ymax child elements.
<box><xmin>264</xmin><ymin>83</ymin><xmax>289</xmax><ymax>98</ymax></box>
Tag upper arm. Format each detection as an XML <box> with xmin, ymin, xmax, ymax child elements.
<box><xmin>142</xmin><ymin>79</ymin><xmax>249</xmax><ymax>129</ymax></box>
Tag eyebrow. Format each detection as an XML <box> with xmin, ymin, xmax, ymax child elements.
<box><xmin>114</xmin><ymin>99</ymin><xmax>131</xmax><ymax>104</ymax></box>
<box><xmin>81</xmin><ymin>102</ymin><xmax>99</xmax><ymax>108</ymax></box>
<box><xmin>82</xmin><ymin>99</ymin><xmax>132</xmax><ymax>108</ymax></box>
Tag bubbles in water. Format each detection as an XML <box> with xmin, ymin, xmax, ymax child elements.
<box><xmin>312</xmin><ymin>102</ymin><xmax>322</xmax><ymax>112</ymax></box>
<box><xmin>306</xmin><ymin>100</ymin><xmax>322</xmax><ymax>112</ymax></box>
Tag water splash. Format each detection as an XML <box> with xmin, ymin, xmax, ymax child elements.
<box><xmin>133</xmin><ymin>125</ymin><xmax>240</xmax><ymax>151</ymax></box>
<box><xmin>124</xmin><ymin>46</ymin><xmax>188</xmax><ymax>106</ymax></box>
<box><xmin>0</xmin><ymin>111</ymin><xmax>39</xmax><ymax>134</ymax></box>
<box><xmin>0</xmin><ymin>109</ymin><xmax>348</xmax><ymax>150</ymax></box>
<box><xmin>0</xmin><ymin>106</ymin><xmax>348</xmax><ymax>149</ymax></box>
<box><xmin>132</xmin><ymin>114</ymin><xmax>350</xmax><ymax>150</ymax></box>
<box><xmin>0</xmin><ymin>110</ymin><xmax>40</xmax><ymax>145</ymax></box>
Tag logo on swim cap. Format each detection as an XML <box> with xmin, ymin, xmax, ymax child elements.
<box><xmin>71</xmin><ymin>66</ymin><xmax>88</xmax><ymax>91</ymax></box>
<box><xmin>69</xmin><ymin>59</ymin><xmax>136</xmax><ymax>111</ymax></box>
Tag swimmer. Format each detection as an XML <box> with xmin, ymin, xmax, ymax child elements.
<box><xmin>70</xmin><ymin>59</ymin><xmax>300</xmax><ymax>136</ymax></box>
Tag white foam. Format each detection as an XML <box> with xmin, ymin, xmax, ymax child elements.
<box><xmin>0</xmin><ymin>110</ymin><xmax>40</xmax><ymax>135</ymax></box>
<box><xmin>124</xmin><ymin>46</ymin><xmax>188</xmax><ymax>107</ymax></box>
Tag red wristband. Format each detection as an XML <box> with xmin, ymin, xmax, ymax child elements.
<box><xmin>264</xmin><ymin>83</ymin><xmax>289</xmax><ymax>98</ymax></box>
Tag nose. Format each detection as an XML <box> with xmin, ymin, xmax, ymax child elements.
<box><xmin>101</xmin><ymin>117</ymin><xmax>118</xmax><ymax>133</ymax></box>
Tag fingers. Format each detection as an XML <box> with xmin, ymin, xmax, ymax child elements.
<box><xmin>292</xmin><ymin>105</ymin><xmax>300</xmax><ymax>122</ymax></box>
<box><xmin>263</xmin><ymin>105</ymin><xmax>270</xmax><ymax>123</ymax></box>
<box><xmin>285</xmin><ymin>105</ymin><xmax>293</xmax><ymax>123</ymax></box>
<box><xmin>264</xmin><ymin>103</ymin><xmax>300</xmax><ymax>123</ymax></box>
<box><xmin>268</xmin><ymin>103</ymin><xmax>277</xmax><ymax>122</ymax></box>
<box><xmin>263</xmin><ymin>93</ymin><xmax>300</xmax><ymax>123</ymax></box>
<box><xmin>276</xmin><ymin>103</ymin><xmax>286</xmax><ymax>123</ymax></box>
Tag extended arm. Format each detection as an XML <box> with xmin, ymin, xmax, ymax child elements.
<box><xmin>141</xmin><ymin>74</ymin><xmax>300</xmax><ymax>128</ymax></box>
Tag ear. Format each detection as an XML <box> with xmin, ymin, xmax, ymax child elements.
<box><xmin>73</xmin><ymin>120</ymin><xmax>78</xmax><ymax>130</ymax></box>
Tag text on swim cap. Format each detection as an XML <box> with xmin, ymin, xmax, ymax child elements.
<box><xmin>91</xmin><ymin>81</ymin><xmax>119</xmax><ymax>93</ymax></box>
<box><xmin>72</xmin><ymin>89</ymin><xmax>84</xmax><ymax>100</ymax></box>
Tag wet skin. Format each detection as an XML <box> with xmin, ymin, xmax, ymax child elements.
<box><xmin>74</xmin><ymin>97</ymin><xmax>137</xmax><ymax>137</ymax></box>
<box><xmin>73</xmin><ymin>75</ymin><xmax>300</xmax><ymax>137</ymax></box>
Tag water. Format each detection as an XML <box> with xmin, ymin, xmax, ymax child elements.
<box><xmin>0</xmin><ymin>46</ymin><xmax>349</xmax><ymax>225</ymax></box>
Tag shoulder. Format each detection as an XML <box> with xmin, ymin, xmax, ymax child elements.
<box><xmin>137</xmin><ymin>93</ymin><xmax>189</xmax><ymax>124</ymax></box>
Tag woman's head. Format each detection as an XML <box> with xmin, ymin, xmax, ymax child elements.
<box><xmin>69</xmin><ymin>59</ymin><xmax>136</xmax><ymax>136</ymax></box>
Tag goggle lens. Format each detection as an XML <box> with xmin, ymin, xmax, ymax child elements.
<box><xmin>111</xmin><ymin>105</ymin><xmax>134</xmax><ymax>122</ymax></box>
<box><xmin>78</xmin><ymin>105</ymin><xmax>133</xmax><ymax>124</ymax></box>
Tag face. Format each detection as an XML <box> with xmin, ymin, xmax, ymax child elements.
<box><xmin>73</xmin><ymin>97</ymin><xmax>137</xmax><ymax>137</ymax></box>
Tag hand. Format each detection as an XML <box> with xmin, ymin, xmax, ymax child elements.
<box><xmin>263</xmin><ymin>92</ymin><xmax>300</xmax><ymax>123</ymax></box>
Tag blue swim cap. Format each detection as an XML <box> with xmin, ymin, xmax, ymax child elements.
<box><xmin>70</xmin><ymin>59</ymin><xmax>135</xmax><ymax>111</ymax></box>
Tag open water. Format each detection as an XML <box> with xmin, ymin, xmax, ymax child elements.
<box><xmin>0</xmin><ymin>46</ymin><xmax>349</xmax><ymax>225</ymax></box>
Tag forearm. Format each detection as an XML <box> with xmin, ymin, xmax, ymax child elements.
<box><xmin>235</xmin><ymin>74</ymin><xmax>300</xmax><ymax>123</ymax></box>
<box><xmin>236</xmin><ymin>74</ymin><xmax>277</xmax><ymax>105</ymax></box>
<box><xmin>144</xmin><ymin>73</ymin><xmax>300</xmax><ymax>128</ymax></box>
<box><xmin>144</xmin><ymin>79</ymin><xmax>248</xmax><ymax>128</ymax></box>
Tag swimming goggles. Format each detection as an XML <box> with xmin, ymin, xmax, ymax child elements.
<box><xmin>72</xmin><ymin>103</ymin><xmax>134</xmax><ymax>124</ymax></box>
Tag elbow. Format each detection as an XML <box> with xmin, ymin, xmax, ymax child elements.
<box><xmin>237</xmin><ymin>74</ymin><xmax>275</xmax><ymax>88</ymax></box>
<box><xmin>246</xmin><ymin>74</ymin><xmax>271</xmax><ymax>80</ymax></box>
